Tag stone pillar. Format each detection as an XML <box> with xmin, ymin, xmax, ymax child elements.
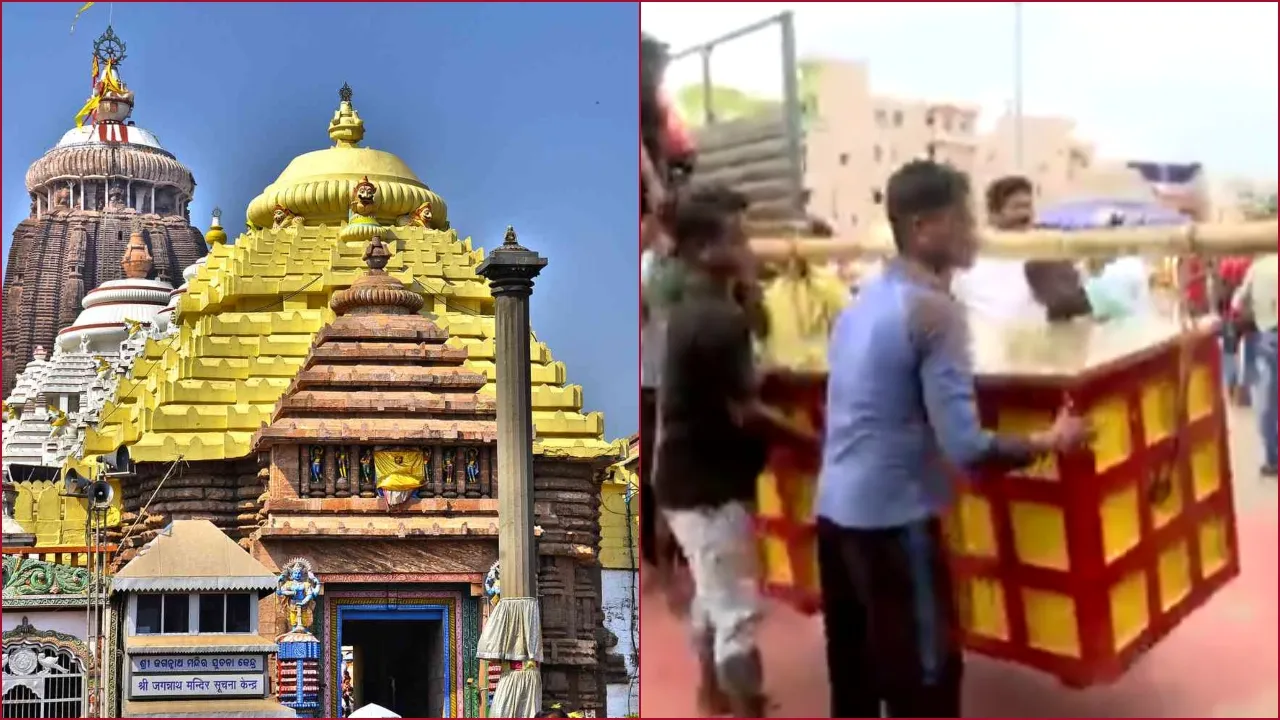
<box><xmin>476</xmin><ymin>226</ymin><xmax>546</xmax><ymax>598</ymax></box>
<box><xmin>475</xmin><ymin>226</ymin><xmax>548</xmax><ymax>717</ymax></box>
<box><xmin>150</xmin><ymin>184</ymin><xmax>156</xmax><ymax>214</ymax></box>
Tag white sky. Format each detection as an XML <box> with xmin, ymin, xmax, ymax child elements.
<box><xmin>642</xmin><ymin>2</ymin><xmax>1279</xmax><ymax>181</ymax></box>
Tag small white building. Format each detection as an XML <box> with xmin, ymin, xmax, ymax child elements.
<box><xmin>112</xmin><ymin>519</ymin><xmax>294</xmax><ymax>718</ymax></box>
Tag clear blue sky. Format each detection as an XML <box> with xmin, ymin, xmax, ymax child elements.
<box><xmin>2</xmin><ymin>2</ymin><xmax>639</xmax><ymax>438</ymax></box>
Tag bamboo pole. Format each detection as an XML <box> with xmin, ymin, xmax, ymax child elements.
<box><xmin>748</xmin><ymin>219</ymin><xmax>1279</xmax><ymax>263</ymax></box>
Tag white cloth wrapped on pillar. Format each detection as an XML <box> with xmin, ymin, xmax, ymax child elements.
<box><xmin>477</xmin><ymin>596</ymin><xmax>543</xmax><ymax>717</ymax></box>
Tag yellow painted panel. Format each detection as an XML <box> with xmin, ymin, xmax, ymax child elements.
<box><xmin>761</xmin><ymin>535</ymin><xmax>793</xmax><ymax>585</ymax></box>
<box><xmin>1089</xmin><ymin>396</ymin><xmax>1133</xmax><ymax>473</ymax></box>
<box><xmin>1109</xmin><ymin>571</ymin><xmax>1150</xmax><ymax>652</ymax></box>
<box><xmin>12</xmin><ymin>479</ymin><xmax>124</xmax><ymax>546</ymax></box>
<box><xmin>959</xmin><ymin>577</ymin><xmax>1010</xmax><ymax>641</ymax></box>
<box><xmin>1099</xmin><ymin>484</ymin><xmax>1141</xmax><ymax>563</ymax></box>
<box><xmin>1186</xmin><ymin>364</ymin><xmax>1215</xmax><ymax>421</ymax></box>
<box><xmin>1198</xmin><ymin>516</ymin><xmax>1229</xmax><ymax>578</ymax></box>
<box><xmin>1023</xmin><ymin>589</ymin><xmax>1080</xmax><ymax>657</ymax></box>
<box><xmin>1151</xmin><ymin>469</ymin><xmax>1185</xmax><ymax>529</ymax></box>
<box><xmin>1010</xmin><ymin>501</ymin><xmax>1069</xmax><ymax>570</ymax></box>
<box><xmin>995</xmin><ymin>409</ymin><xmax>1059</xmax><ymax>479</ymax></box>
<box><xmin>757</xmin><ymin>471</ymin><xmax>783</xmax><ymax>518</ymax></box>
<box><xmin>1158</xmin><ymin>541</ymin><xmax>1192</xmax><ymax>612</ymax></box>
<box><xmin>1140</xmin><ymin>379</ymin><xmax>1177</xmax><ymax>445</ymax></box>
<box><xmin>1191</xmin><ymin>438</ymin><xmax>1223</xmax><ymax>501</ymax></box>
<box><xmin>949</xmin><ymin>493</ymin><xmax>998</xmax><ymax>558</ymax></box>
<box><xmin>784</xmin><ymin>474</ymin><xmax>817</xmax><ymax>525</ymax></box>
<box><xmin>599</xmin><ymin>484</ymin><xmax>639</xmax><ymax>570</ymax></box>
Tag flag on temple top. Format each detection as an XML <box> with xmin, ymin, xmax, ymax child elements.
<box><xmin>91</xmin><ymin>55</ymin><xmax>99</xmax><ymax>90</ymax></box>
<box><xmin>74</xmin><ymin>93</ymin><xmax>100</xmax><ymax>128</ymax></box>
<box><xmin>373</xmin><ymin>448</ymin><xmax>426</xmax><ymax>493</ymax></box>
<box><xmin>70</xmin><ymin>2</ymin><xmax>95</xmax><ymax>34</ymax></box>
<box><xmin>74</xmin><ymin>59</ymin><xmax>124</xmax><ymax>128</ymax></box>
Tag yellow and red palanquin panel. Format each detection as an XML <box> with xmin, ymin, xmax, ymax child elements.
<box><xmin>754</xmin><ymin>328</ymin><xmax>1240</xmax><ymax>688</ymax></box>
<box><xmin>754</xmin><ymin>374</ymin><xmax>827</xmax><ymax>615</ymax></box>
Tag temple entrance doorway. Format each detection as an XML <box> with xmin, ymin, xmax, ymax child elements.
<box><xmin>339</xmin><ymin>611</ymin><xmax>445</xmax><ymax>718</ymax></box>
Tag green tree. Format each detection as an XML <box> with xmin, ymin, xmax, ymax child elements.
<box><xmin>673</xmin><ymin>62</ymin><xmax>822</xmax><ymax>128</ymax></box>
<box><xmin>672</xmin><ymin>84</ymin><xmax>775</xmax><ymax>127</ymax></box>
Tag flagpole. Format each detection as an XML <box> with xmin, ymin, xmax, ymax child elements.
<box><xmin>1013</xmin><ymin>1</ymin><xmax>1025</xmax><ymax>172</ymax></box>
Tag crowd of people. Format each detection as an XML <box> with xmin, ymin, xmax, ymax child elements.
<box><xmin>640</xmin><ymin>33</ymin><xmax>1277</xmax><ymax>720</ymax></box>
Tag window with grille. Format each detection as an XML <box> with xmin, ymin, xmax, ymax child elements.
<box><xmin>2</xmin><ymin>642</ymin><xmax>85</xmax><ymax>719</ymax></box>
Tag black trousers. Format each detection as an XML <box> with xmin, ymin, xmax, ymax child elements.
<box><xmin>816</xmin><ymin>517</ymin><xmax>963</xmax><ymax>718</ymax></box>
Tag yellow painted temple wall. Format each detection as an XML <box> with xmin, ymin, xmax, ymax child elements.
<box><xmin>10</xmin><ymin>479</ymin><xmax>123</xmax><ymax>547</ymax></box>
<box><xmin>599</xmin><ymin>454</ymin><xmax>639</xmax><ymax>571</ymax></box>
<box><xmin>83</xmin><ymin>223</ymin><xmax>613</xmax><ymax>464</ymax></box>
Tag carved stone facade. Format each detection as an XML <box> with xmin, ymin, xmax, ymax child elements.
<box><xmin>3</xmin><ymin>196</ymin><xmax>206</xmax><ymax>398</ymax></box>
<box><xmin>2</xmin><ymin>29</ymin><xmax>206</xmax><ymax>397</ymax></box>
<box><xmin>532</xmin><ymin>457</ymin><xmax>613</xmax><ymax>712</ymax></box>
<box><xmin>115</xmin><ymin>456</ymin><xmax>262</xmax><ymax>560</ymax></box>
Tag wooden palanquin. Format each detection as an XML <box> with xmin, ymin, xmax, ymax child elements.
<box><xmin>754</xmin><ymin>317</ymin><xmax>1241</xmax><ymax>687</ymax></box>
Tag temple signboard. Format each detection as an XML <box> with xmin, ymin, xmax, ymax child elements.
<box><xmin>129</xmin><ymin>673</ymin><xmax>266</xmax><ymax>699</ymax></box>
<box><xmin>130</xmin><ymin>653</ymin><xmax>265</xmax><ymax>674</ymax></box>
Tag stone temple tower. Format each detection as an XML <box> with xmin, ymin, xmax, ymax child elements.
<box><xmin>2</xmin><ymin>26</ymin><xmax>207</xmax><ymax>396</ymax></box>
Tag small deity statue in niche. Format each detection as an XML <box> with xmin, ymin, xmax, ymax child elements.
<box><xmin>309</xmin><ymin>446</ymin><xmax>324</xmax><ymax>487</ymax></box>
<box><xmin>271</xmin><ymin>203</ymin><xmax>303</xmax><ymax>230</ymax></box>
<box><xmin>483</xmin><ymin>560</ymin><xmax>500</xmax><ymax>607</ymax></box>
<box><xmin>465</xmin><ymin>448</ymin><xmax>480</xmax><ymax>484</ymax></box>
<box><xmin>276</xmin><ymin>557</ymin><xmax>322</xmax><ymax>633</ymax></box>
<box><xmin>419</xmin><ymin>447</ymin><xmax>433</xmax><ymax>496</ymax></box>
<box><xmin>107</xmin><ymin>185</ymin><xmax>125</xmax><ymax>210</ymax></box>
<box><xmin>443</xmin><ymin>450</ymin><xmax>455</xmax><ymax>481</ymax></box>
<box><xmin>395</xmin><ymin>200</ymin><xmax>434</xmax><ymax>228</ymax></box>
<box><xmin>358</xmin><ymin>447</ymin><xmax>375</xmax><ymax>491</ymax></box>
<box><xmin>335</xmin><ymin>446</ymin><xmax>349</xmax><ymax>483</ymax></box>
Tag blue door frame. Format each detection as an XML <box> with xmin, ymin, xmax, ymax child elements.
<box><xmin>336</xmin><ymin>604</ymin><xmax>452</xmax><ymax>717</ymax></box>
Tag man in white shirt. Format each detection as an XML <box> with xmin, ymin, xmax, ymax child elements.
<box><xmin>951</xmin><ymin>176</ymin><xmax>1092</xmax><ymax>323</ymax></box>
<box><xmin>1232</xmin><ymin>253</ymin><xmax>1279</xmax><ymax>476</ymax></box>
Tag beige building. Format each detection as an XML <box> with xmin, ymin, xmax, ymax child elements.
<box><xmin>802</xmin><ymin>59</ymin><xmax>1170</xmax><ymax>236</ymax></box>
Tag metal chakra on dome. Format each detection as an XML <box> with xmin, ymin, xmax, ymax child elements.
<box><xmin>93</xmin><ymin>25</ymin><xmax>127</xmax><ymax>65</ymax></box>
<box><xmin>339</xmin><ymin>82</ymin><xmax>353</xmax><ymax>103</ymax></box>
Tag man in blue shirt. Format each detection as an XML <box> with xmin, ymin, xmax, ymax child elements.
<box><xmin>815</xmin><ymin>160</ymin><xmax>1091</xmax><ymax>717</ymax></box>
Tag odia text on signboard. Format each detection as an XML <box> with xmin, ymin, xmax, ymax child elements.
<box><xmin>130</xmin><ymin>654</ymin><xmax>264</xmax><ymax>674</ymax></box>
<box><xmin>130</xmin><ymin>673</ymin><xmax>265</xmax><ymax>699</ymax></box>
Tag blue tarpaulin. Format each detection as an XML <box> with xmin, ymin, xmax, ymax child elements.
<box><xmin>1036</xmin><ymin>198</ymin><xmax>1188</xmax><ymax>230</ymax></box>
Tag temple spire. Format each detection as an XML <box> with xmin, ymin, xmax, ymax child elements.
<box><xmin>328</xmin><ymin>82</ymin><xmax>365</xmax><ymax>148</ymax></box>
<box><xmin>328</xmin><ymin>236</ymin><xmax>424</xmax><ymax>316</ymax></box>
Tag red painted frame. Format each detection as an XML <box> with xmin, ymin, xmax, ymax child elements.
<box><xmin>752</xmin><ymin>331</ymin><xmax>1241</xmax><ymax>688</ymax></box>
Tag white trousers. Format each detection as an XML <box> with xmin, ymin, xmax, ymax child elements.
<box><xmin>664</xmin><ymin>501</ymin><xmax>761</xmax><ymax>662</ymax></box>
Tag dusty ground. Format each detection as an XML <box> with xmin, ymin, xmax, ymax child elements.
<box><xmin>639</xmin><ymin>405</ymin><xmax>1278</xmax><ymax>718</ymax></box>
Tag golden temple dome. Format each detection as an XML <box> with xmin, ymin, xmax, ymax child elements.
<box><xmin>244</xmin><ymin>84</ymin><xmax>448</xmax><ymax>230</ymax></box>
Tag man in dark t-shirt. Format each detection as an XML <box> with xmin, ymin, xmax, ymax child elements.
<box><xmin>654</xmin><ymin>188</ymin><xmax>768</xmax><ymax>717</ymax></box>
